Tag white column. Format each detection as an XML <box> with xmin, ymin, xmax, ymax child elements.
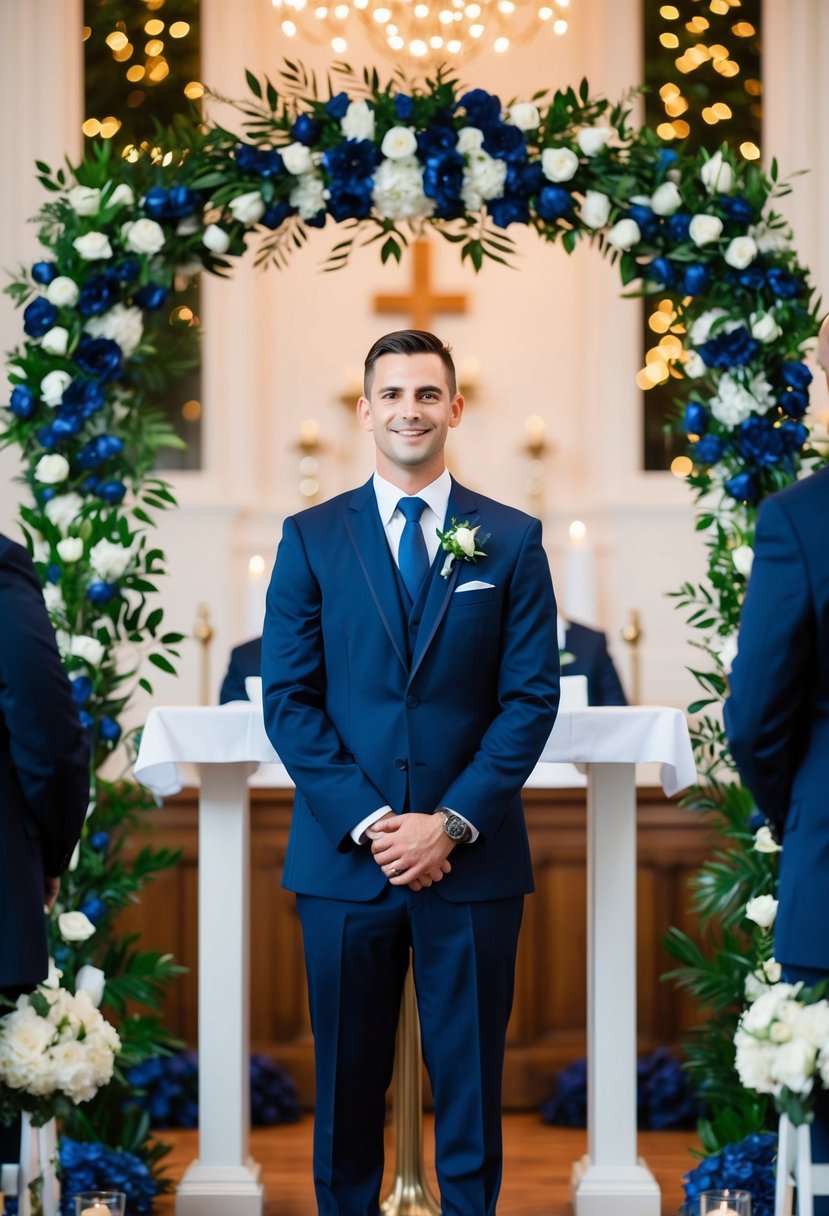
<box><xmin>571</xmin><ymin>762</ymin><xmax>660</xmax><ymax>1216</ymax></box>
<box><xmin>176</xmin><ymin>761</ymin><xmax>263</xmax><ymax>1216</ymax></box>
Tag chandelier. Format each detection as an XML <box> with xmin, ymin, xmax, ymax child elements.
<box><xmin>271</xmin><ymin>0</ymin><xmax>572</xmax><ymax>65</ymax></box>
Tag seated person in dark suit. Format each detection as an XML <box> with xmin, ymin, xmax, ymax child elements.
<box><xmin>220</xmin><ymin>620</ymin><xmax>627</xmax><ymax>708</ymax></box>
<box><xmin>558</xmin><ymin>615</ymin><xmax>628</xmax><ymax>706</ymax></box>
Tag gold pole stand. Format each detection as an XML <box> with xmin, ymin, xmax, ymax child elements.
<box><xmin>381</xmin><ymin>962</ymin><xmax>441</xmax><ymax>1216</ymax></box>
<box><xmin>193</xmin><ymin>602</ymin><xmax>214</xmax><ymax>707</ymax></box>
<box><xmin>620</xmin><ymin>608</ymin><xmax>642</xmax><ymax>706</ymax></box>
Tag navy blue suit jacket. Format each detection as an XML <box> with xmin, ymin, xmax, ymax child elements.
<box><xmin>261</xmin><ymin>478</ymin><xmax>560</xmax><ymax>904</ymax></box>
<box><xmin>0</xmin><ymin>536</ymin><xmax>90</xmax><ymax>987</ymax></box>
<box><xmin>219</xmin><ymin>637</ymin><xmax>261</xmax><ymax>704</ymax></box>
<box><xmin>724</xmin><ymin>467</ymin><xmax>829</xmax><ymax>970</ymax></box>
<box><xmin>563</xmin><ymin>621</ymin><xmax>627</xmax><ymax>706</ymax></box>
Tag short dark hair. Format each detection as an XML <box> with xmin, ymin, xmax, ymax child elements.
<box><xmin>363</xmin><ymin>330</ymin><xmax>457</xmax><ymax>397</ymax></box>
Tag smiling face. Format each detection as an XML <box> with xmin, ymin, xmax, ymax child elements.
<box><xmin>357</xmin><ymin>351</ymin><xmax>464</xmax><ymax>491</ymax></box>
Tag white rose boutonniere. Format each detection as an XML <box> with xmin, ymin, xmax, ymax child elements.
<box><xmin>437</xmin><ymin>518</ymin><xmax>489</xmax><ymax>578</ymax></box>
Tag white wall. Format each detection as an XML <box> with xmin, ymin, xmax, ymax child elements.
<box><xmin>4</xmin><ymin>0</ymin><xmax>825</xmax><ymax>715</ymax></box>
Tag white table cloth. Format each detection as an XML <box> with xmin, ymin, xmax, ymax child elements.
<box><xmin>134</xmin><ymin>705</ymin><xmax>695</xmax><ymax>1216</ymax></box>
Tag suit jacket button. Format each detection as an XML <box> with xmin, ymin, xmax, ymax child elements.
<box><xmin>394</xmin><ymin>757</ymin><xmax>408</xmax><ymax>770</ymax></box>
<box><xmin>406</xmin><ymin>695</ymin><xmax>420</xmax><ymax>708</ymax></box>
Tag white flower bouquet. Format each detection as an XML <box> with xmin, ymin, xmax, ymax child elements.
<box><xmin>0</xmin><ymin>982</ymin><xmax>121</xmax><ymax>1127</ymax></box>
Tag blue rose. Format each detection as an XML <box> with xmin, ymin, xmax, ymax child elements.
<box><xmin>81</xmin><ymin>474</ymin><xmax>100</xmax><ymax>494</ymax></box>
<box><xmin>537</xmin><ymin>185</ymin><xmax>573</xmax><ymax>221</ymax></box>
<box><xmin>395</xmin><ymin>93</ymin><xmax>414</xmax><ymax>120</ymax></box>
<box><xmin>682</xmin><ymin>263</ymin><xmax>710</xmax><ymax>296</ymax></box>
<box><xmin>780</xmin><ymin>359</ymin><xmax>813</xmax><ymax>390</ymax></box>
<box><xmin>326</xmin><ymin>180</ymin><xmax>374</xmax><ymax>222</ymax></box>
<box><xmin>627</xmin><ymin>203</ymin><xmax>659</xmax><ymax>240</ymax></box>
<box><xmin>739</xmin><ymin>416</ymin><xmax>784</xmax><ymax>467</ymax></box>
<box><xmin>99</xmin><ymin>715</ymin><xmax>122</xmax><ymax>742</ymax></box>
<box><xmin>423</xmin><ymin>151</ymin><xmax>465</xmax><ymax>217</ymax></box>
<box><xmin>664</xmin><ymin>211</ymin><xmax>692</xmax><ymax>242</ymax></box>
<box><xmin>71</xmin><ymin>675</ymin><xmax>93</xmax><ymax>705</ymax></box>
<box><xmin>325</xmin><ymin>91</ymin><xmax>350</xmax><ymax>120</ymax></box>
<box><xmin>9</xmin><ymin>385</ymin><xmax>36</xmax><ymax>418</ymax></box>
<box><xmin>166</xmin><ymin>185</ymin><xmax>199</xmax><ymax>217</ymax></box>
<box><xmin>692</xmin><ymin>434</ymin><xmax>724</xmax><ymax>464</ymax></box>
<box><xmin>657</xmin><ymin>148</ymin><xmax>677</xmax><ymax>174</ymax></box>
<box><xmin>115</xmin><ymin>258</ymin><xmax>141</xmax><ymax>283</ymax></box>
<box><xmin>724</xmin><ymin>471</ymin><xmax>758</xmax><ymax>503</ymax></box>
<box><xmin>80</xmin><ymin>896</ymin><xmax>107</xmax><ymax>923</ymax></box>
<box><xmin>134</xmin><ymin>282</ymin><xmax>168</xmax><ymax>310</ymax></box>
<box><xmin>235</xmin><ymin>143</ymin><xmax>259</xmax><ymax>174</ymax></box>
<box><xmin>79</xmin><ymin>710</ymin><xmax>95</xmax><ymax>729</ymax></box>
<box><xmin>23</xmin><ymin>296</ymin><xmax>58</xmax><ymax>337</ymax></box>
<box><xmin>96</xmin><ymin>434</ymin><xmax>125</xmax><ymax>459</ymax></box>
<box><xmin>507</xmin><ymin>162</ymin><xmax>543</xmax><ymax>195</ymax></box>
<box><xmin>78</xmin><ymin>273</ymin><xmax>117</xmax><ymax>317</ymax></box>
<box><xmin>98</xmin><ymin>479</ymin><xmax>127</xmax><ymax>504</ymax></box>
<box><xmin>32</xmin><ymin>260</ymin><xmax>57</xmax><ymax>285</ymax></box>
<box><xmin>62</xmin><ymin>377</ymin><xmax>106</xmax><ymax>418</ymax></box>
<box><xmin>143</xmin><ymin>186</ymin><xmax>171</xmax><ymax>220</ymax></box>
<box><xmin>90</xmin><ymin>830</ymin><xmax>110</xmax><ymax>852</ymax></box>
<box><xmin>75</xmin><ymin>335</ymin><xmax>123</xmax><ymax>381</ymax></box>
<box><xmin>488</xmin><ymin>195</ymin><xmax>530</xmax><ymax>229</ymax></box>
<box><xmin>683</xmin><ymin>401</ymin><xmax>708</xmax><ymax>435</ymax></box>
<box><xmin>697</xmin><ymin>325</ymin><xmax>758</xmax><ymax>369</ymax></box>
<box><xmin>292</xmin><ymin>114</ymin><xmax>321</xmax><ymax>145</ymax></box>
<box><xmin>766</xmin><ymin>266</ymin><xmax>802</xmax><ymax>299</ymax></box>
<box><xmin>51</xmin><ymin>414</ymin><xmax>82</xmax><ymax>438</ymax></box>
<box><xmin>648</xmin><ymin>256</ymin><xmax>674</xmax><ymax>287</ymax></box>
<box><xmin>778</xmin><ymin>387</ymin><xmax>809</xmax><ymax>418</ymax></box>
<box><xmin>481</xmin><ymin>122</ymin><xmax>526</xmax><ymax>163</ymax></box>
<box><xmin>779</xmin><ymin>419</ymin><xmax>808</xmax><ymax>452</ymax></box>
<box><xmin>262</xmin><ymin>202</ymin><xmax>294</xmax><ymax>230</ymax></box>
<box><xmin>720</xmin><ymin>194</ymin><xmax>755</xmax><ymax>224</ymax></box>
<box><xmin>37</xmin><ymin>426</ymin><xmax>62</xmax><ymax>450</ymax></box>
<box><xmin>88</xmin><ymin>580</ymin><xmax>119</xmax><ymax>604</ymax></box>
<box><xmin>458</xmin><ymin>88</ymin><xmax>502</xmax><ymax>126</ymax></box>
<box><xmin>734</xmin><ymin>265</ymin><xmax>765</xmax><ymax>290</ymax></box>
<box><xmin>416</xmin><ymin>125</ymin><xmax>458</xmax><ymax>159</ymax></box>
<box><xmin>324</xmin><ymin>138</ymin><xmax>379</xmax><ymax>181</ymax></box>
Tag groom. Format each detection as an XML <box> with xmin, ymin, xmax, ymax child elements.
<box><xmin>262</xmin><ymin>330</ymin><xmax>559</xmax><ymax>1215</ymax></box>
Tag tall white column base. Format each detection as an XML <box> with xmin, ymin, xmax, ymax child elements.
<box><xmin>176</xmin><ymin>1159</ymin><xmax>264</xmax><ymax>1216</ymax></box>
<box><xmin>571</xmin><ymin>1157</ymin><xmax>661</xmax><ymax>1216</ymax></box>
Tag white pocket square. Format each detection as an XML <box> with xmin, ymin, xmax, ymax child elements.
<box><xmin>455</xmin><ymin>580</ymin><xmax>495</xmax><ymax>592</ymax></box>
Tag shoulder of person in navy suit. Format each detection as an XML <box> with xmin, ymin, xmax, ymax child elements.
<box><xmin>219</xmin><ymin>636</ymin><xmax>262</xmax><ymax>704</ymax></box>
<box><xmin>564</xmin><ymin>619</ymin><xmax>628</xmax><ymax>707</ymax></box>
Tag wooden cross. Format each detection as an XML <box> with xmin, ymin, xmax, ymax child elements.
<box><xmin>373</xmin><ymin>240</ymin><xmax>467</xmax><ymax>331</ymax></box>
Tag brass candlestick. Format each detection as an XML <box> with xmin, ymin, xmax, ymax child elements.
<box><xmin>523</xmin><ymin>415</ymin><xmax>550</xmax><ymax>514</ymax></box>
<box><xmin>381</xmin><ymin>963</ymin><xmax>441</xmax><ymax>1216</ymax></box>
<box><xmin>620</xmin><ymin>609</ymin><xmax>642</xmax><ymax>705</ymax></box>
<box><xmin>193</xmin><ymin>602</ymin><xmax>214</xmax><ymax>706</ymax></box>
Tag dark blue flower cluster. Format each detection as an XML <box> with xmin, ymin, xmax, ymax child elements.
<box><xmin>250</xmin><ymin>1052</ymin><xmax>300</xmax><ymax>1126</ymax></box>
<box><xmin>125</xmin><ymin>1051</ymin><xmax>300</xmax><ymax>1128</ymax></box>
<box><xmin>235</xmin><ymin>142</ymin><xmax>284</xmax><ymax>178</ymax></box>
<box><xmin>59</xmin><ymin>1138</ymin><xmax>159</xmax><ymax>1216</ymax></box>
<box><xmin>697</xmin><ymin>326</ymin><xmax>758</xmax><ymax>370</ymax></box>
<box><xmin>682</xmin><ymin>1132</ymin><xmax>777</xmax><ymax>1216</ymax></box>
<box><xmin>143</xmin><ymin>185</ymin><xmax>200</xmax><ymax>221</ymax></box>
<box><xmin>540</xmin><ymin>1049</ymin><xmax>700</xmax><ymax>1130</ymax></box>
<box><xmin>323</xmin><ymin>139</ymin><xmax>380</xmax><ymax>222</ymax></box>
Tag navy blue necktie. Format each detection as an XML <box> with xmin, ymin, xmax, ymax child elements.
<box><xmin>397</xmin><ymin>497</ymin><xmax>430</xmax><ymax>603</ymax></box>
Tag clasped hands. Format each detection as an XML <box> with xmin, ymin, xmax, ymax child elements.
<box><xmin>367</xmin><ymin>811</ymin><xmax>454</xmax><ymax>891</ymax></box>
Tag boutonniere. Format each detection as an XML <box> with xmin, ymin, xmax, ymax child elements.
<box><xmin>559</xmin><ymin>649</ymin><xmax>576</xmax><ymax>668</ymax></box>
<box><xmin>437</xmin><ymin>518</ymin><xmax>490</xmax><ymax>578</ymax></box>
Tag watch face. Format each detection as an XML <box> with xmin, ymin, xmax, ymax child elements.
<box><xmin>444</xmin><ymin>814</ymin><xmax>468</xmax><ymax>841</ymax></box>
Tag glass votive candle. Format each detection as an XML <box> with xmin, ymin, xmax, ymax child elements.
<box><xmin>699</xmin><ymin>1190</ymin><xmax>752</xmax><ymax>1216</ymax></box>
<box><xmin>74</xmin><ymin>1192</ymin><xmax>127</xmax><ymax>1216</ymax></box>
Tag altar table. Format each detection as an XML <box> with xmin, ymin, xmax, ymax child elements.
<box><xmin>134</xmin><ymin>704</ymin><xmax>695</xmax><ymax>1216</ymax></box>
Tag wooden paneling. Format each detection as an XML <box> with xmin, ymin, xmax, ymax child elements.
<box><xmin>117</xmin><ymin>786</ymin><xmax>713</xmax><ymax>1108</ymax></box>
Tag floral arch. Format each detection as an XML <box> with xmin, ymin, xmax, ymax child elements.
<box><xmin>2</xmin><ymin>61</ymin><xmax>825</xmax><ymax>1193</ymax></box>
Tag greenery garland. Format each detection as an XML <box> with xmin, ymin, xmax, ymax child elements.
<box><xmin>2</xmin><ymin>61</ymin><xmax>825</xmax><ymax>1173</ymax></box>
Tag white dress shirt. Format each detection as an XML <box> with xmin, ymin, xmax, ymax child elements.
<box><xmin>350</xmin><ymin>468</ymin><xmax>478</xmax><ymax>846</ymax></box>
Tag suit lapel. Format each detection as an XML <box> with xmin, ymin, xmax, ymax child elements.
<box><xmin>345</xmin><ymin>480</ymin><xmax>409</xmax><ymax>672</ymax></box>
<box><xmin>409</xmin><ymin>479</ymin><xmax>478</xmax><ymax>683</ymax></box>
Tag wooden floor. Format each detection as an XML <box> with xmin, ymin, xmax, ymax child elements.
<box><xmin>152</xmin><ymin>1114</ymin><xmax>696</xmax><ymax>1214</ymax></box>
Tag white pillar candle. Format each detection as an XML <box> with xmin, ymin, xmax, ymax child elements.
<box><xmin>563</xmin><ymin>519</ymin><xmax>597</xmax><ymax>625</ymax></box>
<box><xmin>244</xmin><ymin>554</ymin><xmax>267</xmax><ymax>638</ymax></box>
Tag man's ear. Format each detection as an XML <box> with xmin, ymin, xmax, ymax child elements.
<box><xmin>449</xmin><ymin>393</ymin><xmax>465</xmax><ymax>428</ymax></box>
<box><xmin>357</xmin><ymin>396</ymin><xmax>374</xmax><ymax>432</ymax></box>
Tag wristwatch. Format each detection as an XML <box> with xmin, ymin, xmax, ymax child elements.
<box><xmin>437</xmin><ymin>808</ymin><xmax>472</xmax><ymax>843</ymax></box>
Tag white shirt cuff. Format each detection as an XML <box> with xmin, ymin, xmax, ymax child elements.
<box><xmin>351</xmin><ymin>806</ymin><xmax>393</xmax><ymax>844</ymax></box>
<box><xmin>443</xmin><ymin>807</ymin><xmax>479</xmax><ymax>842</ymax></box>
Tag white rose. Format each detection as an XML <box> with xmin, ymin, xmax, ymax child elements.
<box><xmin>72</xmin><ymin>231</ymin><xmax>113</xmax><ymax>260</ymax></box>
<box><xmin>732</xmin><ymin>545</ymin><xmax>754</xmax><ymax>577</ymax></box>
<box><xmin>689</xmin><ymin>308</ymin><xmax>732</xmax><ymax>346</ymax></box>
<box><xmin>34</xmin><ymin>454</ymin><xmax>70</xmax><ymax>485</ymax></box>
<box><xmin>795</xmin><ymin>1002</ymin><xmax>829</xmax><ymax>1048</ymax></box>
<box><xmin>750</xmin><ymin>311</ymin><xmax>782</xmax><ymax>344</ymax></box>
<box><xmin>68</xmin><ymin>635</ymin><xmax>105</xmax><ymax>667</ymax></box>
<box><xmin>749</xmin><ymin>221</ymin><xmax>790</xmax><ymax>256</ymax></box>
<box><xmin>734</xmin><ymin>1035</ymin><xmax>777</xmax><ymax>1093</ymax></box>
<box><xmin>89</xmin><ymin>538</ymin><xmax>133</xmax><ymax>582</ymax></box>
<box><xmin>725</xmin><ymin>236</ymin><xmax>758</xmax><ymax>270</ymax></box>
<box><xmin>456</xmin><ymin>127</ymin><xmax>485</xmax><ymax>155</ymax></box>
<box><xmin>281</xmin><ymin>141</ymin><xmax>315</xmax><ymax>175</ymax></box>
<box><xmin>46</xmin><ymin>493</ymin><xmax>83</xmax><ymax>533</ymax></box>
<box><xmin>381</xmin><ymin>126</ymin><xmax>418</xmax><ymax>161</ymax></box>
<box><xmin>507</xmin><ymin>103</ymin><xmax>540</xmax><ymax>131</ymax></box>
<box><xmin>763</xmin><ymin>958</ymin><xmax>783</xmax><ymax>983</ymax></box>
<box><xmin>717</xmin><ymin>633</ymin><xmax>739</xmax><ymax>674</ymax></box>
<box><xmin>541</xmin><ymin>146</ymin><xmax>578</xmax><ymax>183</ymax></box>
<box><xmin>689</xmin><ymin>214</ymin><xmax>723</xmax><ymax>247</ymax></box>
<box><xmin>229</xmin><ymin>190</ymin><xmax>266</xmax><ymax>225</ymax></box>
<box><xmin>754</xmin><ymin>825</ymin><xmax>781</xmax><ymax>854</ymax></box>
<box><xmin>745</xmin><ymin>971</ymin><xmax>769</xmax><ymax>1002</ymax></box>
<box><xmin>57</xmin><ymin>537</ymin><xmax>84</xmax><ymax>563</ymax></box>
<box><xmin>203</xmin><ymin>223</ymin><xmax>231</xmax><ymax>254</ymax></box>
<box><xmin>67</xmin><ymin>185</ymin><xmax>102</xmax><ymax>216</ymax></box>
<box><xmin>746</xmin><ymin>894</ymin><xmax>778</xmax><ymax>930</ymax></box>
<box><xmin>85</xmin><ymin>303</ymin><xmax>144</xmax><ymax>358</ymax></box>
<box><xmin>607</xmin><ymin>218</ymin><xmax>641</xmax><ymax>251</ymax></box>
<box><xmin>770</xmin><ymin>1020</ymin><xmax>793</xmax><ymax>1044</ymax></box>
<box><xmin>46</xmin><ymin>276</ymin><xmax>79</xmax><ymax>307</ymax></box>
<box><xmin>580</xmin><ymin>191</ymin><xmax>611</xmax><ymax>229</ymax></box>
<box><xmin>372</xmin><ymin>158</ymin><xmax>434</xmax><ymax>222</ymax></box>
<box><xmin>40</xmin><ymin>369</ymin><xmax>72</xmax><ymax>407</ymax></box>
<box><xmin>75</xmin><ymin>965</ymin><xmax>106</xmax><ymax>1008</ymax></box>
<box><xmin>124</xmin><ymin>218</ymin><xmax>165</xmax><ymax>254</ymax></box>
<box><xmin>461</xmin><ymin>152</ymin><xmax>507</xmax><ymax>211</ymax></box>
<box><xmin>289</xmin><ymin>173</ymin><xmax>328</xmax><ymax>221</ymax></box>
<box><xmin>43</xmin><ymin>584</ymin><xmax>64</xmax><ymax>616</ymax></box>
<box><xmin>774</xmin><ymin>1039</ymin><xmax>816</xmax><ymax>1095</ymax></box>
<box><xmin>701</xmin><ymin>150</ymin><xmax>734</xmax><ymax>195</ymax></box>
<box><xmin>683</xmin><ymin>351</ymin><xmax>706</xmax><ymax>379</ymax></box>
<box><xmin>58</xmin><ymin>910</ymin><xmax>96</xmax><ymax>942</ymax></box>
<box><xmin>454</xmin><ymin>526</ymin><xmax>478</xmax><ymax>557</ymax></box>
<box><xmin>43</xmin><ymin>959</ymin><xmax>63</xmax><ymax>990</ymax></box>
<box><xmin>711</xmin><ymin>372</ymin><xmax>775</xmax><ymax>426</ymax></box>
<box><xmin>107</xmin><ymin>182</ymin><xmax>134</xmax><ymax>208</ymax></box>
<box><xmin>651</xmin><ymin>181</ymin><xmax>682</xmax><ymax>216</ymax></box>
<box><xmin>40</xmin><ymin>326</ymin><xmax>70</xmax><ymax>356</ymax></box>
<box><xmin>577</xmin><ymin>126</ymin><xmax>611</xmax><ymax>156</ymax></box>
<box><xmin>341</xmin><ymin>99</ymin><xmax>375</xmax><ymax>141</ymax></box>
